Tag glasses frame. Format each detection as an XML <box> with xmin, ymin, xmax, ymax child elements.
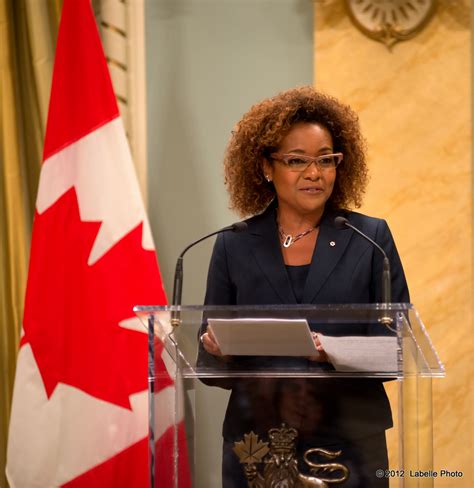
<box><xmin>270</xmin><ymin>152</ymin><xmax>344</xmax><ymax>172</ymax></box>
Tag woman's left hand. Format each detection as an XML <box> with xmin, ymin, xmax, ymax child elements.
<box><xmin>307</xmin><ymin>332</ymin><xmax>329</xmax><ymax>362</ymax></box>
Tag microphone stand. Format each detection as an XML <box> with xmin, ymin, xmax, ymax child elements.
<box><xmin>170</xmin><ymin>222</ymin><xmax>247</xmax><ymax>327</ymax></box>
<box><xmin>334</xmin><ymin>217</ymin><xmax>394</xmax><ymax>329</ymax></box>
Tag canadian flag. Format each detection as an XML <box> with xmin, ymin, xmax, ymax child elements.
<box><xmin>6</xmin><ymin>0</ymin><xmax>189</xmax><ymax>486</ymax></box>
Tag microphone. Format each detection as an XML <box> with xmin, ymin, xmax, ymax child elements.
<box><xmin>170</xmin><ymin>222</ymin><xmax>248</xmax><ymax>326</ymax></box>
<box><xmin>334</xmin><ymin>216</ymin><xmax>391</xmax><ymax>305</ymax></box>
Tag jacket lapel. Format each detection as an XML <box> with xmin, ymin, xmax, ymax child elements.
<box><xmin>248</xmin><ymin>205</ymin><xmax>297</xmax><ymax>304</ymax></box>
<box><xmin>302</xmin><ymin>209</ymin><xmax>353</xmax><ymax>303</ymax></box>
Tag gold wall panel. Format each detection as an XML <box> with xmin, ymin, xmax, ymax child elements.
<box><xmin>315</xmin><ymin>1</ymin><xmax>472</xmax><ymax>485</ymax></box>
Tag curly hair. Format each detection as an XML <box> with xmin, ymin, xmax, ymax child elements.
<box><xmin>224</xmin><ymin>86</ymin><xmax>369</xmax><ymax>217</ymax></box>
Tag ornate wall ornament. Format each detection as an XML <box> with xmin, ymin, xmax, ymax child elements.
<box><xmin>345</xmin><ymin>0</ymin><xmax>437</xmax><ymax>49</ymax></box>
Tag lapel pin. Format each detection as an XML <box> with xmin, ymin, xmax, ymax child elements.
<box><xmin>329</xmin><ymin>241</ymin><xmax>336</xmax><ymax>247</ymax></box>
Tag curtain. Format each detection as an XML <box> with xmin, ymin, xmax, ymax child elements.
<box><xmin>0</xmin><ymin>1</ymin><xmax>61</xmax><ymax>486</ymax></box>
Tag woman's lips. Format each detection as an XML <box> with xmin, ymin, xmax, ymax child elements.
<box><xmin>299</xmin><ymin>187</ymin><xmax>324</xmax><ymax>193</ymax></box>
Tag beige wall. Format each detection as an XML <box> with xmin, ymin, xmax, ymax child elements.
<box><xmin>315</xmin><ymin>1</ymin><xmax>472</xmax><ymax>485</ymax></box>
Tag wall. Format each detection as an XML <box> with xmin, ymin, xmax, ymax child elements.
<box><xmin>314</xmin><ymin>1</ymin><xmax>472</xmax><ymax>485</ymax></box>
<box><xmin>146</xmin><ymin>0</ymin><xmax>314</xmax><ymax>301</ymax></box>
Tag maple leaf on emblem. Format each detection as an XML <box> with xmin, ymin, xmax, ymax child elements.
<box><xmin>233</xmin><ymin>432</ymin><xmax>269</xmax><ymax>464</ymax></box>
<box><xmin>23</xmin><ymin>188</ymin><xmax>171</xmax><ymax>408</ymax></box>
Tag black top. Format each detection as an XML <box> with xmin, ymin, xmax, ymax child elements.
<box><xmin>285</xmin><ymin>264</ymin><xmax>310</xmax><ymax>304</ymax></box>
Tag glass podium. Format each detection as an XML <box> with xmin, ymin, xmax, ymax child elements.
<box><xmin>135</xmin><ymin>304</ymin><xmax>444</xmax><ymax>488</ymax></box>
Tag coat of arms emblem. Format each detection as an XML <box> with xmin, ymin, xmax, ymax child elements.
<box><xmin>233</xmin><ymin>424</ymin><xmax>350</xmax><ymax>487</ymax></box>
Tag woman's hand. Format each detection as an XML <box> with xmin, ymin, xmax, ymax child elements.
<box><xmin>201</xmin><ymin>327</ymin><xmax>227</xmax><ymax>358</ymax></box>
<box><xmin>307</xmin><ymin>332</ymin><xmax>329</xmax><ymax>362</ymax></box>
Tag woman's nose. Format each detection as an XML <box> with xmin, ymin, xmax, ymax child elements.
<box><xmin>303</xmin><ymin>161</ymin><xmax>322</xmax><ymax>179</ymax></box>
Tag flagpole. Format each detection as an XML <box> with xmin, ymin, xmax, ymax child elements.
<box><xmin>147</xmin><ymin>313</ymin><xmax>155</xmax><ymax>488</ymax></box>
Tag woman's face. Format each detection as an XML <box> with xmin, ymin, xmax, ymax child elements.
<box><xmin>263</xmin><ymin>122</ymin><xmax>336</xmax><ymax>218</ymax></box>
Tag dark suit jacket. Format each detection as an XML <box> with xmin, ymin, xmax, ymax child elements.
<box><xmin>205</xmin><ymin>202</ymin><xmax>409</xmax><ymax>306</ymax></box>
<box><xmin>201</xmin><ymin>202</ymin><xmax>410</xmax><ymax>443</ymax></box>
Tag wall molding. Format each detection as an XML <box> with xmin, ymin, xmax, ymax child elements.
<box><xmin>95</xmin><ymin>0</ymin><xmax>148</xmax><ymax>203</ymax></box>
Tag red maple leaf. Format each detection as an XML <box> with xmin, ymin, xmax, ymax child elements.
<box><xmin>22</xmin><ymin>188</ymin><xmax>172</xmax><ymax>408</ymax></box>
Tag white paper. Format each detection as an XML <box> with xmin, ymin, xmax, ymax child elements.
<box><xmin>317</xmin><ymin>334</ymin><xmax>398</xmax><ymax>372</ymax></box>
<box><xmin>207</xmin><ymin>318</ymin><xmax>319</xmax><ymax>356</ymax></box>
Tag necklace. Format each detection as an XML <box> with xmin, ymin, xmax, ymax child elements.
<box><xmin>279</xmin><ymin>224</ymin><xmax>318</xmax><ymax>248</ymax></box>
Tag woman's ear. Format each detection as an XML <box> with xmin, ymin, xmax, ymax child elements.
<box><xmin>262</xmin><ymin>158</ymin><xmax>273</xmax><ymax>182</ymax></box>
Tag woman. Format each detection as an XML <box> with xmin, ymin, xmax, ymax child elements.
<box><xmin>199</xmin><ymin>86</ymin><xmax>409</xmax><ymax>487</ymax></box>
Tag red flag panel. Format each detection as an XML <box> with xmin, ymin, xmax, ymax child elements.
<box><xmin>42</xmin><ymin>0</ymin><xmax>119</xmax><ymax>161</ymax></box>
<box><xmin>23</xmin><ymin>188</ymin><xmax>166</xmax><ymax>408</ymax></box>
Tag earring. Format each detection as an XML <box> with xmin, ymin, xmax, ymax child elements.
<box><xmin>265</xmin><ymin>175</ymin><xmax>272</xmax><ymax>182</ymax></box>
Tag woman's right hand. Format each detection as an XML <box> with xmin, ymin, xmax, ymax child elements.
<box><xmin>200</xmin><ymin>327</ymin><xmax>225</xmax><ymax>357</ymax></box>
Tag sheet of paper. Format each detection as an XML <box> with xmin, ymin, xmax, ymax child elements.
<box><xmin>317</xmin><ymin>334</ymin><xmax>398</xmax><ymax>372</ymax></box>
<box><xmin>207</xmin><ymin>318</ymin><xmax>319</xmax><ymax>356</ymax></box>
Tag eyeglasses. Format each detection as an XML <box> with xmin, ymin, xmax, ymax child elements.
<box><xmin>270</xmin><ymin>152</ymin><xmax>343</xmax><ymax>172</ymax></box>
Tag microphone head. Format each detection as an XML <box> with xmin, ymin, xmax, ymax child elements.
<box><xmin>334</xmin><ymin>216</ymin><xmax>349</xmax><ymax>230</ymax></box>
<box><xmin>231</xmin><ymin>221</ymin><xmax>248</xmax><ymax>233</ymax></box>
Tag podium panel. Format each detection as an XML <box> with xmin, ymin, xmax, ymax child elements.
<box><xmin>135</xmin><ymin>304</ymin><xmax>444</xmax><ymax>488</ymax></box>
